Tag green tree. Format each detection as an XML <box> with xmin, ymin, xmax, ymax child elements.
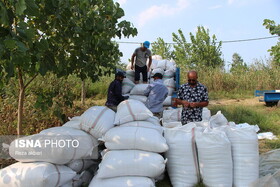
<box><xmin>263</xmin><ymin>19</ymin><xmax>280</xmax><ymax>66</ymax></box>
<box><xmin>230</xmin><ymin>53</ymin><xmax>248</xmax><ymax>73</ymax></box>
<box><xmin>172</xmin><ymin>27</ymin><xmax>224</xmax><ymax>69</ymax></box>
<box><xmin>151</xmin><ymin>37</ymin><xmax>174</xmax><ymax>60</ymax></box>
<box><xmin>172</xmin><ymin>29</ymin><xmax>191</xmax><ymax>68</ymax></box>
<box><xmin>0</xmin><ymin>0</ymin><xmax>137</xmax><ymax>135</ymax></box>
<box><xmin>189</xmin><ymin>26</ymin><xmax>224</xmax><ymax>68</ymax></box>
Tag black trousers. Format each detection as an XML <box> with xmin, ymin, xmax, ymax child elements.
<box><xmin>135</xmin><ymin>65</ymin><xmax>148</xmax><ymax>82</ymax></box>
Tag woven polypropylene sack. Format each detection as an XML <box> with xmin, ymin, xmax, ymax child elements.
<box><xmin>102</xmin><ymin>126</ymin><xmax>168</xmax><ymax>153</ymax></box>
<box><xmin>164</xmin><ymin>124</ymin><xmax>199</xmax><ymax>187</ymax></box>
<box><xmin>89</xmin><ymin>176</ymin><xmax>155</xmax><ymax>187</ymax></box>
<box><xmin>121</xmin><ymin>120</ymin><xmax>163</xmax><ymax>134</ymax></box>
<box><xmin>122</xmin><ymin>78</ymin><xmax>135</xmax><ymax>94</ymax></box>
<box><xmin>9</xmin><ymin>127</ymin><xmax>97</xmax><ymax>164</ymax></box>
<box><xmin>79</xmin><ymin>106</ymin><xmax>115</xmax><ymax>139</ymax></box>
<box><xmin>96</xmin><ymin>150</ymin><xmax>166</xmax><ymax>179</ymax></box>
<box><xmin>114</xmin><ymin>99</ymin><xmax>153</xmax><ymax>125</ymax></box>
<box><xmin>128</xmin><ymin>95</ymin><xmax>147</xmax><ymax>103</ymax></box>
<box><xmin>129</xmin><ymin>84</ymin><xmax>149</xmax><ymax>95</ymax></box>
<box><xmin>226</xmin><ymin>125</ymin><xmax>259</xmax><ymax>187</ymax></box>
<box><xmin>195</xmin><ymin>128</ymin><xmax>233</xmax><ymax>187</ymax></box>
<box><xmin>0</xmin><ymin>162</ymin><xmax>76</xmax><ymax>187</ymax></box>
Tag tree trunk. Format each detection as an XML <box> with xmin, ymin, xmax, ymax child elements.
<box><xmin>17</xmin><ymin>68</ymin><xmax>25</xmax><ymax>135</ymax></box>
<box><xmin>81</xmin><ymin>80</ymin><xmax>86</xmax><ymax>105</ymax></box>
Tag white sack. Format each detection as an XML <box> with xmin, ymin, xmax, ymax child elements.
<box><xmin>259</xmin><ymin>149</ymin><xmax>280</xmax><ymax>177</ymax></box>
<box><xmin>66</xmin><ymin>159</ymin><xmax>98</xmax><ymax>173</ymax></box>
<box><xmin>162</xmin><ymin>121</ymin><xmax>182</xmax><ymax>128</ymax></box>
<box><xmin>156</xmin><ymin>60</ymin><xmax>167</xmax><ymax>70</ymax></box>
<box><xmin>146</xmin><ymin>116</ymin><xmax>161</xmax><ymax>126</ymax></box>
<box><xmin>9</xmin><ymin>127</ymin><xmax>97</xmax><ymax>164</ymax></box>
<box><xmin>130</xmin><ymin>84</ymin><xmax>149</xmax><ymax>95</ymax></box>
<box><xmin>114</xmin><ymin>99</ymin><xmax>153</xmax><ymax>125</ymax></box>
<box><xmin>126</xmin><ymin>70</ymin><xmax>135</xmax><ymax>82</ymax></box>
<box><xmin>209</xmin><ymin>111</ymin><xmax>228</xmax><ymax>128</ymax></box>
<box><xmin>164</xmin><ymin>78</ymin><xmax>175</xmax><ymax>96</ymax></box>
<box><xmin>249</xmin><ymin>172</ymin><xmax>280</xmax><ymax>187</ymax></box>
<box><xmin>225</xmin><ymin>125</ymin><xmax>259</xmax><ymax>187</ymax></box>
<box><xmin>62</xmin><ymin>170</ymin><xmax>94</xmax><ymax>187</ymax></box>
<box><xmin>163</xmin><ymin>96</ymin><xmax>172</xmax><ymax>106</ymax></box>
<box><xmin>165</xmin><ymin>60</ymin><xmax>176</xmax><ymax>71</ymax></box>
<box><xmin>122</xmin><ymin>78</ymin><xmax>135</xmax><ymax>94</ymax></box>
<box><xmin>151</xmin><ymin>59</ymin><xmax>159</xmax><ymax>70</ymax></box>
<box><xmin>89</xmin><ymin>176</ymin><xmax>155</xmax><ymax>187</ymax></box>
<box><xmin>163</xmin><ymin>70</ymin><xmax>175</xmax><ymax>80</ymax></box>
<box><xmin>121</xmin><ymin>120</ymin><xmax>163</xmax><ymax>134</ymax></box>
<box><xmin>96</xmin><ymin>150</ymin><xmax>166</xmax><ymax>179</ymax></box>
<box><xmin>102</xmin><ymin>126</ymin><xmax>168</xmax><ymax>153</ymax></box>
<box><xmin>152</xmin><ymin>55</ymin><xmax>163</xmax><ymax>60</ymax></box>
<box><xmin>162</xmin><ymin>107</ymin><xmax>182</xmax><ymax>123</ymax></box>
<box><xmin>164</xmin><ymin>124</ymin><xmax>199</xmax><ymax>187</ymax></box>
<box><xmin>129</xmin><ymin>95</ymin><xmax>147</xmax><ymax>103</ymax></box>
<box><xmin>202</xmin><ymin>107</ymin><xmax>211</xmax><ymax>121</ymax></box>
<box><xmin>195</xmin><ymin>128</ymin><xmax>233</xmax><ymax>187</ymax></box>
<box><xmin>0</xmin><ymin>162</ymin><xmax>76</xmax><ymax>187</ymax></box>
<box><xmin>78</xmin><ymin>106</ymin><xmax>115</xmax><ymax>139</ymax></box>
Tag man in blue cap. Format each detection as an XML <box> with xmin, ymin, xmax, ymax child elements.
<box><xmin>131</xmin><ymin>41</ymin><xmax>152</xmax><ymax>84</ymax></box>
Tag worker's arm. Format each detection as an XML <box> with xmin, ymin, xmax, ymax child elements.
<box><xmin>147</xmin><ymin>56</ymin><xmax>152</xmax><ymax>71</ymax></box>
<box><xmin>131</xmin><ymin>53</ymin><xmax>136</xmax><ymax>70</ymax></box>
<box><xmin>143</xmin><ymin>85</ymin><xmax>151</xmax><ymax>96</ymax></box>
<box><xmin>189</xmin><ymin>101</ymin><xmax>209</xmax><ymax>108</ymax></box>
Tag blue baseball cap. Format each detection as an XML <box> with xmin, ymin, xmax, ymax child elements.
<box><xmin>143</xmin><ymin>41</ymin><xmax>150</xmax><ymax>48</ymax></box>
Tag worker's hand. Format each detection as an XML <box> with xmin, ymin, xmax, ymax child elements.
<box><xmin>147</xmin><ymin>66</ymin><xmax>151</xmax><ymax>72</ymax></box>
<box><xmin>189</xmin><ymin>102</ymin><xmax>198</xmax><ymax>108</ymax></box>
<box><xmin>131</xmin><ymin>66</ymin><xmax>134</xmax><ymax>70</ymax></box>
<box><xmin>182</xmin><ymin>101</ymin><xmax>190</xmax><ymax>108</ymax></box>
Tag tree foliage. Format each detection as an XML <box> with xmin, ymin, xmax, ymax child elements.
<box><xmin>263</xmin><ymin>19</ymin><xmax>280</xmax><ymax>66</ymax></box>
<box><xmin>230</xmin><ymin>53</ymin><xmax>248</xmax><ymax>74</ymax></box>
<box><xmin>151</xmin><ymin>37</ymin><xmax>174</xmax><ymax>60</ymax></box>
<box><xmin>172</xmin><ymin>27</ymin><xmax>224</xmax><ymax>69</ymax></box>
<box><xmin>0</xmin><ymin>0</ymin><xmax>137</xmax><ymax>134</ymax></box>
<box><xmin>189</xmin><ymin>26</ymin><xmax>224</xmax><ymax>68</ymax></box>
<box><xmin>172</xmin><ymin>29</ymin><xmax>191</xmax><ymax>67</ymax></box>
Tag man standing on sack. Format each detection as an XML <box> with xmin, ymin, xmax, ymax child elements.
<box><xmin>131</xmin><ymin>41</ymin><xmax>152</xmax><ymax>84</ymax></box>
<box><xmin>176</xmin><ymin>70</ymin><xmax>209</xmax><ymax>125</ymax></box>
<box><xmin>144</xmin><ymin>73</ymin><xmax>168</xmax><ymax>118</ymax></box>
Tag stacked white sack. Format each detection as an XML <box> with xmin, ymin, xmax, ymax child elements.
<box><xmin>122</xmin><ymin>77</ymin><xmax>135</xmax><ymax>94</ymax></box>
<box><xmin>114</xmin><ymin>99</ymin><xmax>153</xmax><ymax>125</ymax></box>
<box><xmin>9</xmin><ymin>126</ymin><xmax>98</xmax><ymax>164</ymax></box>
<box><xmin>63</xmin><ymin>106</ymin><xmax>115</xmax><ymax>139</ymax></box>
<box><xmin>90</xmin><ymin>99</ymin><xmax>167</xmax><ymax>187</ymax></box>
<box><xmin>162</xmin><ymin>107</ymin><xmax>182</xmax><ymax>128</ymax></box>
<box><xmin>0</xmin><ymin>162</ymin><xmax>76</xmax><ymax>187</ymax></box>
<box><xmin>225</xmin><ymin>124</ymin><xmax>259</xmax><ymax>187</ymax></box>
<box><xmin>195</xmin><ymin>127</ymin><xmax>233</xmax><ymax>187</ymax></box>
<box><xmin>164</xmin><ymin>123</ymin><xmax>199</xmax><ymax>187</ymax></box>
<box><xmin>128</xmin><ymin>84</ymin><xmax>149</xmax><ymax>103</ymax></box>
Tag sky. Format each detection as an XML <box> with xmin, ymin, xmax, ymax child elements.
<box><xmin>113</xmin><ymin>0</ymin><xmax>280</xmax><ymax>69</ymax></box>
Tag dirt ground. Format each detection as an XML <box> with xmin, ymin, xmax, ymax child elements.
<box><xmin>209</xmin><ymin>97</ymin><xmax>264</xmax><ymax>106</ymax></box>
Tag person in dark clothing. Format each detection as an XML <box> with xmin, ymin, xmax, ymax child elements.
<box><xmin>105</xmin><ymin>72</ymin><xmax>129</xmax><ymax>112</ymax></box>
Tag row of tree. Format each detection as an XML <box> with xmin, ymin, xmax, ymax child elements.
<box><xmin>151</xmin><ymin>20</ymin><xmax>280</xmax><ymax>71</ymax></box>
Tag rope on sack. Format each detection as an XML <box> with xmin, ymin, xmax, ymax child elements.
<box><xmin>87</xmin><ymin>107</ymin><xmax>108</xmax><ymax>133</ymax></box>
<box><xmin>191</xmin><ymin>127</ymin><xmax>201</xmax><ymax>182</ymax></box>
<box><xmin>126</xmin><ymin>100</ymin><xmax>136</xmax><ymax>121</ymax></box>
